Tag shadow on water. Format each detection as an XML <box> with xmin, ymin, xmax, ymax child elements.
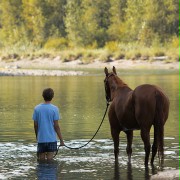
<box><xmin>36</xmin><ymin>160</ymin><xmax>62</xmax><ymax>179</ymax></box>
<box><xmin>113</xmin><ymin>161</ymin><xmax>160</xmax><ymax>180</ymax></box>
<box><xmin>114</xmin><ymin>161</ymin><xmax>134</xmax><ymax>180</ymax></box>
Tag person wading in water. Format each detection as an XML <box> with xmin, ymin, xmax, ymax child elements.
<box><xmin>32</xmin><ymin>88</ymin><xmax>64</xmax><ymax>161</ymax></box>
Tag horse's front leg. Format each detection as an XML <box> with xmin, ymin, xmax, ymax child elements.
<box><xmin>111</xmin><ymin>128</ymin><xmax>120</xmax><ymax>161</ymax></box>
<box><xmin>108</xmin><ymin>104</ymin><xmax>120</xmax><ymax>161</ymax></box>
<box><xmin>125</xmin><ymin>130</ymin><xmax>133</xmax><ymax>162</ymax></box>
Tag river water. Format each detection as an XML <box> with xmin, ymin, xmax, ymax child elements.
<box><xmin>0</xmin><ymin>69</ymin><xmax>179</xmax><ymax>179</ymax></box>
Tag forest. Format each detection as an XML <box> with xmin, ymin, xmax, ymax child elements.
<box><xmin>0</xmin><ymin>0</ymin><xmax>179</xmax><ymax>62</ymax></box>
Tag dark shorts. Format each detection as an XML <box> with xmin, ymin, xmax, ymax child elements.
<box><xmin>37</xmin><ymin>142</ymin><xmax>57</xmax><ymax>153</ymax></box>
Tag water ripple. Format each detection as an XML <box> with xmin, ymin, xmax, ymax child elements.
<box><xmin>0</xmin><ymin>138</ymin><xmax>179</xmax><ymax>179</ymax></box>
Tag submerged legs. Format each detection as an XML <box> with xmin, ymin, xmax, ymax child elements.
<box><xmin>111</xmin><ymin>130</ymin><xmax>133</xmax><ymax>162</ymax></box>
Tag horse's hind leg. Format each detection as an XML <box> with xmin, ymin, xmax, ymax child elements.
<box><xmin>151</xmin><ymin>126</ymin><xmax>158</xmax><ymax>165</ymax></box>
<box><xmin>125</xmin><ymin>130</ymin><xmax>133</xmax><ymax>162</ymax></box>
<box><xmin>111</xmin><ymin>128</ymin><xmax>120</xmax><ymax>161</ymax></box>
<box><xmin>141</xmin><ymin>129</ymin><xmax>151</xmax><ymax>166</ymax></box>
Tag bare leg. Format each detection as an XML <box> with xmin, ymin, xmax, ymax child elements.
<box><xmin>47</xmin><ymin>152</ymin><xmax>55</xmax><ymax>161</ymax></box>
<box><xmin>38</xmin><ymin>153</ymin><xmax>46</xmax><ymax>161</ymax></box>
<box><xmin>141</xmin><ymin>129</ymin><xmax>151</xmax><ymax>166</ymax></box>
<box><xmin>125</xmin><ymin>130</ymin><xmax>133</xmax><ymax>162</ymax></box>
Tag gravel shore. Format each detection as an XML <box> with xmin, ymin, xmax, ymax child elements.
<box><xmin>0</xmin><ymin>68</ymin><xmax>85</xmax><ymax>76</ymax></box>
<box><xmin>0</xmin><ymin>57</ymin><xmax>179</xmax><ymax>76</ymax></box>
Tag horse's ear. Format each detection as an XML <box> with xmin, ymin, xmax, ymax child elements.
<box><xmin>104</xmin><ymin>67</ymin><xmax>108</xmax><ymax>76</ymax></box>
<box><xmin>112</xmin><ymin>66</ymin><xmax>117</xmax><ymax>75</ymax></box>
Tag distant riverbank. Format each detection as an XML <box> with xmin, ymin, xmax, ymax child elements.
<box><xmin>0</xmin><ymin>57</ymin><xmax>179</xmax><ymax>76</ymax></box>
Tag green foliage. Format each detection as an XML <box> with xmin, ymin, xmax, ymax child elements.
<box><xmin>0</xmin><ymin>0</ymin><xmax>178</xmax><ymax>59</ymax></box>
<box><xmin>64</xmin><ymin>0</ymin><xmax>110</xmax><ymax>48</ymax></box>
<box><xmin>22</xmin><ymin>0</ymin><xmax>46</xmax><ymax>45</ymax></box>
<box><xmin>107</xmin><ymin>0</ymin><xmax>127</xmax><ymax>41</ymax></box>
<box><xmin>154</xmin><ymin>51</ymin><xmax>165</xmax><ymax>57</ymax></box>
<box><xmin>170</xmin><ymin>36</ymin><xmax>179</xmax><ymax>48</ymax></box>
<box><xmin>0</xmin><ymin>0</ymin><xmax>23</xmax><ymax>45</ymax></box>
<box><xmin>105</xmin><ymin>41</ymin><xmax>119</xmax><ymax>52</ymax></box>
<box><xmin>40</xmin><ymin>0</ymin><xmax>67</xmax><ymax>38</ymax></box>
<box><xmin>97</xmin><ymin>50</ymin><xmax>112</xmax><ymax>62</ymax></box>
<box><xmin>64</xmin><ymin>0</ymin><xmax>83</xmax><ymax>47</ymax></box>
<box><xmin>44</xmin><ymin>38</ymin><xmax>68</xmax><ymax>50</ymax></box>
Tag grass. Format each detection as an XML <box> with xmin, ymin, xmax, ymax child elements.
<box><xmin>0</xmin><ymin>42</ymin><xmax>179</xmax><ymax>63</ymax></box>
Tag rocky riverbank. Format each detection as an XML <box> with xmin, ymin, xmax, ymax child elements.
<box><xmin>0</xmin><ymin>57</ymin><xmax>179</xmax><ymax>76</ymax></box>
<box><xmin>0</xmin><ymin>68</ymin><xmax>85</xmax><ymax>76</ymax></box>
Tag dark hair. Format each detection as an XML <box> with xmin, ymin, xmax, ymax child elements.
<box><xmin>42</xmin><ymin>88</ymin><xmax>54</xmax><ymax>101</ymax></box>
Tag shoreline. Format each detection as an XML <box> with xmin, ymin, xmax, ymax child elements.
<box><xmin>0</xmin><ymin>58</ymin><xmax>179</xmax><ymax>76</ymax></box>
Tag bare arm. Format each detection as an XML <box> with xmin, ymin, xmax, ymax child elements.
<box><xmin>34</xmin><ymin>121</ymin><xmax>38</xmax><ymax>140</ymax></box>
<box><xmin>54</xmin><ymin>120</ymin><xmax>64</xmax><ymax>146</ymax></box>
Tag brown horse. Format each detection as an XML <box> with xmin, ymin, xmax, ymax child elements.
<box><xmin>104</xmin><ymin>66</ymin><xmax>169</xmax><ymax>166</ymax></box>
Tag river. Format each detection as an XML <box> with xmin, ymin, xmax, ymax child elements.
<box><xmin>0</xmin><ymin>69</ymin><xmax>179</xmax><ymax>179</ymax></box>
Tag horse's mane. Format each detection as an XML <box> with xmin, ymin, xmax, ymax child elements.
<box><xmin>113</xmin><ymin>75</ymin><xmax>129</xmax><ymax>88</ymax></box>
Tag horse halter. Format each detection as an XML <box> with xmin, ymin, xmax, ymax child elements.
<box><xmin>104</xmin><ymin>73</ymin><xmax>114</xmax><ymax>103</ymax></box>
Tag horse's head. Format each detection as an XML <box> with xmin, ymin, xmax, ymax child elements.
<box><xmin>104</xmin><ymin>66</ymin><xmax>117</xmax><ymax>103</ymax></box>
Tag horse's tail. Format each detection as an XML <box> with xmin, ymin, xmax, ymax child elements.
<box><xmin>154</xmin><ymin>91</ymin><xmax>165</xmax><ymax>162</ymax></box>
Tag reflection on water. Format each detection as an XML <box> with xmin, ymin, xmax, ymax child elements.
<box><xmin>113</xmin><ymin>162</ymin><xmax>148</xmax><ymax>180</ymax></box>
<box><xmin>37</xmin><ymin>161</ymin><xmax>59</xmax><ymax>180</ymax></box>
<box><xmin>0</xmin><ymin>71</ymin><xmax>179</xmax><ymax>179</ymax></box>
<box><xmin>0</xmin><ymin>139</ymin><xmax>178</xmax><ymax>179</ymax></box>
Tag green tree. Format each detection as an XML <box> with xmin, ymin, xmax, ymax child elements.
<box><xmin>81</xmin><ymin>0</ymin><xmax>110</xmax><ymax>47</ymax></box>
<box><xmin>124</xmin><ymin>0</ymin><xmax>146</xmax><ymax>42</ymax></box>
<box><xmin>0</xmin><ymin>0</ymin><xmax>23</xmax><ymax>46</ymax></box>
<box><xmin>39</xmin><ymin>0</ymin><xmax>67</xmax><ymax>39</ymax></box>
<box><xmin>92</xmin><ymin>0</ymin><xmax>110</xmax><ymax>47</ymax></box>
<box><xmin>140</xmin><ymin>0</ymin><xmax>179</xmax><ymax>45</ymax></box>
<box><xmin>64</xmin><ymin>0</ymin><xmax>82</xmax><ymax>47</ymax></box>
<box><xmin>65</xmin><ymin>0</ymin><xmax>110</xmax><ymax>47</ymax></box>
<box><xmin>108</xmin><ymin>0</ymin><xmax>127</xmax><ymax>41</ymax></box>
<box><xmin>0</xmin><ymin>0</ymin><xmax>178</xmax><ymax>50</ymax></box>
<box><xmin>164</xmin><ymin>0</ymin><xmax>179</xmax><ymax>36</ymax></box>
<box><xmin>22</xmin><ymin>0</ymin><xmax>46</xmax><ymax>46</ymax></box>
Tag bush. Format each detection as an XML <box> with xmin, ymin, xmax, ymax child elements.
<box><xmin>135</xmin><ymin>52</ymin><xmax>141</xmax><ymax>59</ymax></box>
<box><xmin>98</xmin><ymin>50</ymin><xmax>113</xmax><ymax>62</ymax></box>
<box><xmin>154</xmin><ymin>51</ymin><xmax>165</xmax><ymax>57</ymax></box>
<box><xmin>170</xmin><ymin>36</ymin><xmax>179</xmax><ymax>48</ymax></box>
<box><xmin>86</xmin><ymin>41</ymin><xmax>98</xmax><ymax>49</ymax></box>
<box><xmin>105</xmin><ymin>41</ymin><xmax>119</xmax><ymax>52</ymax></box>
<box><xmin>44</xmin><ymin>38</ymin><xmax>68</xmax><ymax>50</ymax></box>
<box><xmin>114</xmin><ymin>52</ymin><xmax>125</xmax><ymax>60</ymax></box>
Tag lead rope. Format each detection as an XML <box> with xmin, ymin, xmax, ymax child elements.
<box><xmin>53</xmin><ymin>103</ymin><xmax>110</xmax><ymax>157</ymax></box>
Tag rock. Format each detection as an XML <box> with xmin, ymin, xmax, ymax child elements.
<box><xmin>53</xmin><ymin>56</ymin><xmax>60</xmax><ymax>61</ymax></box>
<box><xmin>152</xmin><ymin>56</ymin><xmax>168</xmax><ymax>61</ymax></box>
<box><xmin>12</xmin><ymin>65</ymin><xmax>21</xmax><ymax>69</ymax></box>
<box><xmin>151</xmin><ymin>170</ymin><xmax>179</xmax><ymax>180</ymax></box>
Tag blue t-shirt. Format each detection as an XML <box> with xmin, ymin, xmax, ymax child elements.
<box><xmin>32</xmin><ymin>103</ymin><xmax>60</xmax><ymax>143</ymax></box>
